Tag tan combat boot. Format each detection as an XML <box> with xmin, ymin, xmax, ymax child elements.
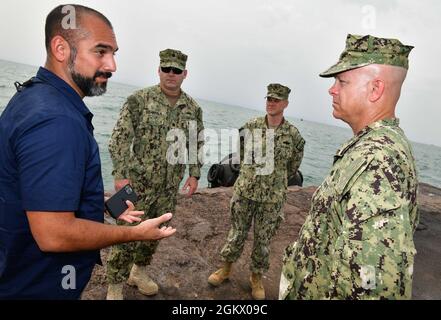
<box><xmin>208</xmin><ymin>262</ymin><xmax>232</xmax><ymax>286</ymax></box>
<box><xmin>127</xmin><ymin>264</ymin><xmax>158</xmax><ymax>296</ymax></box>
<box><xmin>106</xmin><ymin>282</ymin><xmax>124</xmax><ymax>300</ymax></box>
<box><xmin>250</xmin><ymin>273</ymin><xmax>265</xmax><ymax>300</ymax></box>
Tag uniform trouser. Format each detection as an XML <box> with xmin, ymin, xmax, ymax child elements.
<box><xmin>106</xmin><ymin>189</ymin><xmax>177</xmax><ymax>284</ymax></box>
<box><xmin>220</xmin><ymin>194</ymin><xmax>284</xmax><ymax>274</ymax></box>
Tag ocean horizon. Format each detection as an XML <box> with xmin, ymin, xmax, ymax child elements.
<box><xmin>1</xmin><ymin>59</ymin><xmax>440</xmax><ymax>191</ymax></box>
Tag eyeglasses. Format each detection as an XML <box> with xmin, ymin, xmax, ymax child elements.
<box><xmin>161</xmin><ymin>67</ymin><xmax>184</xmax><ymax>75</ymax></box>
<box><xmin>266</xmin><ymin>97</ymin><xmax>282</xmax><ymax>103</ymax></box>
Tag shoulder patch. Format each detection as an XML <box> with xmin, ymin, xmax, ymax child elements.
<box><xmin>296</xmin><ymin>138</ymin><xmax>305</xmax><ymax>150</ymax></box>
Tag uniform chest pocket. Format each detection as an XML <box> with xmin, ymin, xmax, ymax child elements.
<box><xmin>135</xmin><ymin>113</ymin><xmax>166</xmax><ymax>144</ymax></box>
<box><xmin>309</xmin><ymin>157</ymin><xmax>373</xmax><ymax>234</ymax></box>
<box><xmin>331</xmin><ymin>155</ymin><xmax>403</xmax><ymax>229</ymax></box>
<box><xmin>146</xmin><ymin>113</ymin><xmax>165</xmax><ymax>127</ymax></box>
<box><xmin>333</xmin><ymin>156</ymin><xmax>373</xmax><ymax>201</ymax></box>
<box><xmin>275</xmin><ymin>138</ymin><xmax>293</xmax><ymax>160</ymax></box>
<box><xmin>180</xmin><ymin>110</ymin><xmax>195</xmax><ymax>120</ymax></box>
<box><xmin>133</xmin><ymin>117</ymin><xmax>165</xmax><ymax>157</ymax></box>
<box><xmin>177</xmin><ymin>111</ymin><xmax>196</xmax><ymax>129</ymax></box>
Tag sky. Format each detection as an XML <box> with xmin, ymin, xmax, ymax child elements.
<box><xmin>0</xmin><ymin>0</ymin><xmax>440</xmax><ymax>146</ymax></box>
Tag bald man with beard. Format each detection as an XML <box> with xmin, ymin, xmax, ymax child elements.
<box><xmin>280</xmin><ymin>34</ymin><xmax>419</xmax><ymax>300</ymax></box>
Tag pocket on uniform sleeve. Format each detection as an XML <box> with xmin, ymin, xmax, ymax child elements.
<box><xmin>335</xmin><ymin>237</ymin><xmax>417</xmax><ymax>298</ymax></box>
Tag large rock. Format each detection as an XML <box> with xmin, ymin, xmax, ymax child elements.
<box><xmin>83</xmin><ymin>183</ymin><xmax>441</xmax><ymax>300</ymax></box>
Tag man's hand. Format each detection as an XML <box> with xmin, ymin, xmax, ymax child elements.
<box><xmin>133</xmin><ymin>213</ymin><xmax>176</xmax><ymax>241</ymax></box>
<box><xmin>115</xmin><ymin>179</ymin><xmax>131</xmax><ymax>191</ymax></box>
<box><xmin>117</xmin><ymin>200</ymin><xmax>144</xmax><ymax>224</ymax></box>
<box><xmin>27</xmin><ymin>208</ymin><xmax>176</xmax><ymax>253</ymax></box>
<box><xmin>182</xmin><ymin>176</ymin><xmax>198</xmax><ymax>197</ymax></box>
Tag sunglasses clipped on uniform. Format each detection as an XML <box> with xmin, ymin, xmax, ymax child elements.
<box><xmin>161</xmin><ymin>66</ymin><xmax>184</xmax><ymax>75</ymax></box>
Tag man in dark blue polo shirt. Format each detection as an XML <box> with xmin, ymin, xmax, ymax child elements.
<box><xmin>0</xmin><ymin>5</ymin><xmax>176</xmax><ymax>300</ymax></box>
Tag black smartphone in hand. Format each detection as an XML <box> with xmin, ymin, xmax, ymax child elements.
<box><xmin>105</xmin><ymin>184</ymin><xmax>138</xmax><ymax>219</ymax></box>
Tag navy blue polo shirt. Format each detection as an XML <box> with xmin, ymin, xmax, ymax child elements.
<box><xmin>0</xmin><ymin>67</ymin><xmax>104</xmax><ymax>299</ymax></box>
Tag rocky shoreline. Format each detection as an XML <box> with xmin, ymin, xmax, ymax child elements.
<box><xmin>82</xmin><ymin>183</ymin><xmax>441</xmax><ymax>300</ymax></box>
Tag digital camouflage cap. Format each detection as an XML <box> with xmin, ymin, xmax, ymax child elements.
<box><xmin>266</xmin><ymin>83</ymin><xmax>291</xmax><ymax>100</ymax></box>
<box><xmin>159</xmin><ymin>48</ymin><xmax>188</xmax><ymax>70</ymax></box>
<box><xmin>320</xmin><ymin>34</ymin><xmax>414</xmax><ymax>78</ymax></box>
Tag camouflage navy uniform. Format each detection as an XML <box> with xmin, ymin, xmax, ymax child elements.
<box><xmin>220</xmin><ymin>84</ymin><xmax>305</xmax><ymax>274</ymax></box>
<box><xmin>106</xmin><ymin>49</ymin><xmax>204</xmax><ymax>283</ymax></box>
<box><xmin>280</xmin><ymin>34</ymin><xmax>418</xmax><ymax>300</ymax></box>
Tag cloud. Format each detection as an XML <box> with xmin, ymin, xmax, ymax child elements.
<box><xmin>0</xmin><ymin>0</ymin><xmax>440</xmax><ymax>146</ymax></box>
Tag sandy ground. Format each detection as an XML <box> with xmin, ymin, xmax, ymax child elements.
<box><xmin>81</xmin><ymin>183</ymin><xmax>441</xmax><ymax>300</ymax></box>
